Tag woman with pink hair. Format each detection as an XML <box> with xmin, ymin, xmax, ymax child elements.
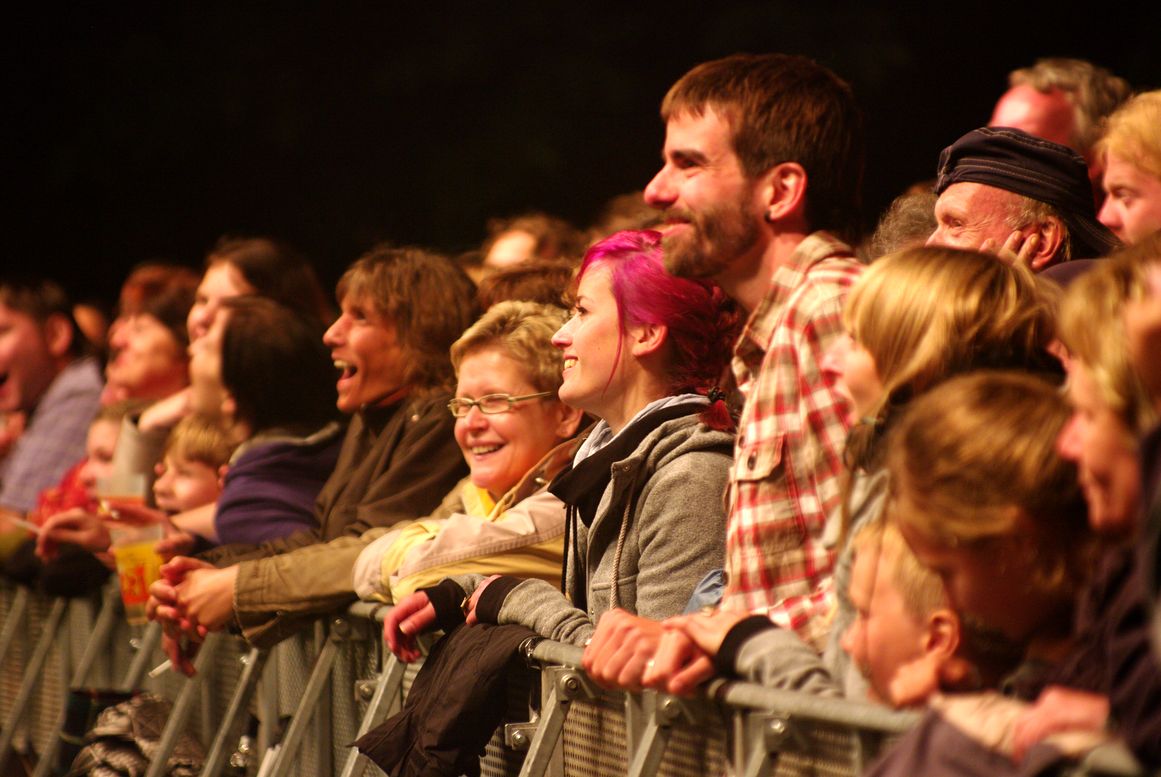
<box><xmin>385</xmin><ymin>229</ymin><xmax>740</xmax><ymax>658</ymax></box>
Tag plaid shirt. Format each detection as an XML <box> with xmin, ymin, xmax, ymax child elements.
<box><xmin>720</xmin><ymin>232</ymin><xmax>863</xmax><ymax>649</ymax></box>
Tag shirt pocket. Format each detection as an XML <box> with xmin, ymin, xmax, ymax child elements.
<box><xmin>731</xmin><ymin>433</ymin><xmax>785</xmax><ymax>485</ymax></box>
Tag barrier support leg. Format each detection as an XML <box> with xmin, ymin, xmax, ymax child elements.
<box><xmin>260</xmin><ymin>628</ymin><xmax>340</xmax><ymax>777</ymax></box>
<box><xmin>0</xmin><ymin>587</ymin><xmax>29</xmax><ymax>669</ymax></box>
<box><xmin>142</xmin><ymin>632</ymin><xmax>224</xmax><ymax>777</ymax></box>
<box><xmin>517</xmin><ymin>666</ymin><xmax>597</xmax><ymax>777</ymax></box>
<box><xmin>626</xmin><ymin>693</ymin><xmax>697</xmax><ymax>777</ymax></box>
<box><xmin>338</xmin><ymin>650</ymin><xmax>408</xmax><ymax>777</ymax></box>
<box><xmin>0</xmin><ymin>597</ymin><xmax>68</xmax><ymax>776</ymax></box>
<box><xmin>201</xmin><ymin>646</ymin><xmax>267</xmax><ymax>777</ymax></box>
<box><xmin>31</xmin><ymin>587</ymin><xmax>123</xmax><ymax>777</ymax></box>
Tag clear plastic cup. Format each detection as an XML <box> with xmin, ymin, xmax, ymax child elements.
<box><xmin>95</xmin><ymin>474</ymin><xmax>147</xmax><ymax>516</ymax></box>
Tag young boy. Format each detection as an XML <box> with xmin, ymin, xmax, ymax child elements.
<box><xmin>154</xmin><ymin>415</ymin><xmax>234</xmax><ymax>545</ymax></box>
<box><xmin>840</xmin><ymin>520</ymin><xmax>1000</xmax><ymax>707</ymax></box>
<box><xmin>643</xmin><ymin>516</ymin><xmax>1015</xmax><ymax>706</ymax></box>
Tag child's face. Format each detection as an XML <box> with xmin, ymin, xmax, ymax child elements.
<box><xmin>840</xmin><ymin>541</ymin><xmax>937</xmax><ymax>708</ymax></box>
<box><xmin>153</xmin><ymin>453</ymin><xmax>221</xmax><ymax>514</ymax></box>
<box><xmin>77</xmin><ymin>419</ymin><xmax>121</xmax><ymax>500</ymax></box>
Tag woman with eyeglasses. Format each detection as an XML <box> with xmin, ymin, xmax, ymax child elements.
<box><xmin>385</xmin><ymin>229</ymin><xmax>739</xmax><ymax>662</ymax></box>
<box><xmin>147</xmin><ymin>301</ymin><xmax>586</xmax><ymax>665</ymax></box>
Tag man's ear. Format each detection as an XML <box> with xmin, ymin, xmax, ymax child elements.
<box><xmin>1028</xmin><ymin>216</ymin><xmax>1065</xmax><ymax>270</ymax></box>
<box><xmin>43</xmin><ymin>313</ymin><xmax>74</xmax><ymax>359</ymax></box>
<box><xmin>629</xmin><ymin>322</ymin><xmax>667</xmax><ymax>359</ymax></box>
<box><xmin>761</xmin><ymin>161</ymin><xmax>809</xmax><ymax>225</ymax></box>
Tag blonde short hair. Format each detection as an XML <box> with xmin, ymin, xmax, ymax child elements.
<box><xmin>842</xmin><ymin>246</ymin><xmax>1059</xmax><ymax>469</ymax></box>
<box><xmin>165</xmin><ymin>415</ymin><xmax>235</xmax><ymax>470</ymax></box>
<box><xmin>1059</xmin><ymin>235</ymin><xmax>1161</xmax><ymax>436</ymax></box>
<box><xmin>450</xmin><ymin>301</ymin><xmax>569</xmax><ymax>395</ymax></box>
<box><xmin>852</xmin><ymin>518</ymin><xmax>947</xmax><ymax>621</ymax></box>
<box><xmin>1096</xmin><ymin>90</ymin><xmax>1161</xmax><ymax>180</ymax></box>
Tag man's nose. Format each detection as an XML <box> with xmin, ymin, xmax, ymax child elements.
<box><xmin>644</xmin><ymin>166</ymin><xmax>676</xmax><ymax>208</ymax></box>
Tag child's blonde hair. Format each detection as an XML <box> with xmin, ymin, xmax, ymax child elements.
<box><xmin>851</xmin><ymin>518</ymin><xmax>947</xmax><ymax>623</ymax></box>
<box><xmin>164</xmin><ymin>415</ymin><xmax>235</xmax><ymax>470</ymax></box>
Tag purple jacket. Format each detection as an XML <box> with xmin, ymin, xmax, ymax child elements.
<box><xmin>214</xmin><ymin>424</ymin><xmax>344</xmax><ymax>545</ymax></box>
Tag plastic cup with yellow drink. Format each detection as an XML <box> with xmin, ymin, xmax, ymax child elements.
<box><xmin>98</xmin><ymin>475</ymin><xmax>162</xmax><ymax>625</ymax></box>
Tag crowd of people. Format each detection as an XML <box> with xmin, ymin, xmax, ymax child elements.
<box><xmin>1</xmin><ymin>51</ymin><xmax>1160</xmax><ymax>776</ymax></box>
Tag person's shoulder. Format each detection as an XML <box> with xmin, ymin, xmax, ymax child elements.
<box><xmin>45</xmin><ymin>356</ymin><xmax>104</xmax><ymax>403</ymax></box>
<box><xmin>402</xmin><ymin>390</ymin><xmax>455</xmax><ymax>424</ymax></box>
<box><xmin>635</xmin><ymin>415</ymin><xmax>734</xmax><ymax>469</ymax></box>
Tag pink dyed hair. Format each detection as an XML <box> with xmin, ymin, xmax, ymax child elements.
<box><xmin>575</xmin><ymin>230</ymin><xmax>739</xmax><ymax>410</ymax></box>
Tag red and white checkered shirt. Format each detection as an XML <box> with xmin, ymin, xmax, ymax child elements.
<box><xmin>720</xmin><ymin>232</ymin><xmax>863</xmax><ymax>650</ymax></box>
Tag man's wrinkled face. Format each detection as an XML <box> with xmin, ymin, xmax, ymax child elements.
<box><xmin>927</xmin><ymin>182</ymin><xmax>1023</xmax><ymax>252</ymax></box>
<box><xmin>643</xmin><ymin>107</ymin><xmax>765</xmax><ymax>280</ymax></box>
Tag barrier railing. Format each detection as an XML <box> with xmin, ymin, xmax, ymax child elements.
<box><xmin>0</xmin><ymin>579</ymin><xmax>1150</xmax><ymax>777</ymax></box>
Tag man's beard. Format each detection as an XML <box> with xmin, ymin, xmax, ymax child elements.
<box><xmin>662</xmin><ymin>201</ymin><xmax>761</xmax><ymax>280</ymax></box>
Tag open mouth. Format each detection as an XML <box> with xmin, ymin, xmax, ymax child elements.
<box><xmin>562</xmin><ymin>358</ymin><xmax>577</xmax><ymax>370</ymax></box>
<box><xmin>0</xmin><ymin>372</ymin><xmax>8</xmax><ymax>387</ymax></box>
<box><xmin>334</xmin><ymin>359</ymin><xmax>357</xmax><ymax>381</ymax></box>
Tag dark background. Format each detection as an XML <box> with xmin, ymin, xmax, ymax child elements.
<box><xmin>5</xmin><ymin>2</ymin><xmax>1158</xmax><ymax>305</ymax></box>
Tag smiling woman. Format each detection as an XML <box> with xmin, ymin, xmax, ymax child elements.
<box><xmin>384</xmin><ymin>229</ymin><xmax>739</xmax><ymax>666</ymax></box>
<box><xmin>351</xmin><ymin>300</ymin><xmax>584</xmax><ymax>601</ymax></box>
<box><xmin>102</xmin><ymin>264</ymin><xmax>199</xmax><ymax>404</ymax></box>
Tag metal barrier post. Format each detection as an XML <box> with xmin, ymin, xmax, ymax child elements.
<box><xmin>119</xmin><ymin>621</ymin><xmax>163</xmax><ymax>690</ymax></box>
<box><xmin>256</xmin><ymin>649</ymin><xmax>280</xmax><ymax>762</ymax></box>
<box><xmin>338</xmin><ymin>650</ymin><xmax>408</xmax><ymax>777</ymax></box>
<box><xmin>517</xmin><ymin>665</ymin><xmax>599</xmax><ymax>777</ymax></box>
<box><xmin>142</xmin><ymin>632</ymin><xmax>224</xmax><ymax>777</ymax></box>
<box><xmin>625</xmin><ymin>693</ymin><xmax>701</xmax><ymax>777</ymax></box>
<box><xmin>201</xmin><ymin>646</ymin><xmax>268</xmax><ymax>777</ymax></box>
<box><xmin>261</xmin><ymin>622</ymin><xmax>341</xmax><ymax>777</ymax></box>
<box><xmin>0</xmin><ymin>586</ymin><xmax>30</xmax><ymax>670</ymax></box>
<box><xmin>738</xmin><ymin>712</ymin><xmax>774</xmax><ymax>777</ymax></box>
<box><xmin>30</xmin><ymin>586</ymin><xmax>123</xmax><ymax>777</ymax></box>
<box><xmin>0</xmin><ymin>596</ymin><xmax>67</xmax><ymax>775</ymax></box>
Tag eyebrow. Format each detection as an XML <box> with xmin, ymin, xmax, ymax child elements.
<box><xmin>665</xmin><ymin>148</ymin><xmax>710</xmax><ymax>166</ymax></box>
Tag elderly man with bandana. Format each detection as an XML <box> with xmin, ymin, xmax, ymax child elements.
<box><xmin>927</xmin><ymin>127</ymin><xmax>1119</xmax><ymax>283</ymax></box>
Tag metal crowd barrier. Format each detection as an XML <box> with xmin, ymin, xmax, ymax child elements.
<box><xmin>0</xmin><ymin>578</ymin><xmax>1152</xmax><ymax>777</ymax></box>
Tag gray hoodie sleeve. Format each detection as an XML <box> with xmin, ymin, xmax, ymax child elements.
<box><xmin>734</xmin><ymin>626</ymin><xmax>843</xmax><ymax>696</ymax></box>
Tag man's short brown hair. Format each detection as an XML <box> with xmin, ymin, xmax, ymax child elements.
<box><xmin>661</xmin><ymin>53</ymin><xmax>864</xmax><ymax>241</ymax></box>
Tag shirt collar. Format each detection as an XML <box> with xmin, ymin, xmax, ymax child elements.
<box><xmin>739</xmin><ymin>231</ymin><xmax>852</xmax><ymax>355</ymax></box>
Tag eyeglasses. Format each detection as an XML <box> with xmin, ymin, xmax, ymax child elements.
<box><xmin>447</xmin><ymin>391</ymin><xmax>554</xmax><ymax>418</ymax></box>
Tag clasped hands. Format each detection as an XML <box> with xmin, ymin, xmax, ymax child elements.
<box><xmin>583</xmin><ymin>607</ymin><xmax>749</xmax><ymax>695</ymax></box>
<box><xmin>146</xmin><ymin>557</ymin><xmax>239</xmax><ymax>675</ymax></box>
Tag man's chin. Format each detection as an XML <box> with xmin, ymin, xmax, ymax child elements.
<box><xmin>662</xmin><ymin>243</ymin><xmax>723</xmax><ymax>280</ymax></box>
